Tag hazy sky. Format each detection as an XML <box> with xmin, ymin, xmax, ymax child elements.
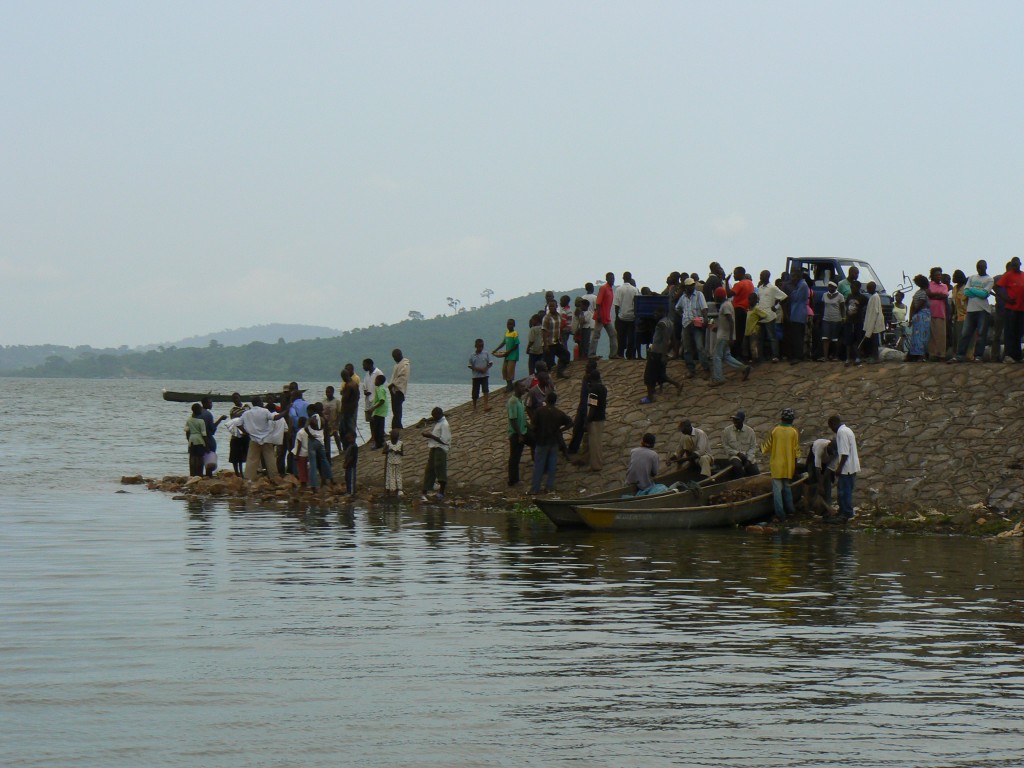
<box><xmin>3</xmin><ymin>1</ymin><xmax>1022</xmax><ymax>346</ymax></box>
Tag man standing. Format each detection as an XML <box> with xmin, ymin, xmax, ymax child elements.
<box><xmin>585</xmin><ymin>369</ymin><xmax>608</xmax><ymax>471</ymax></box>
<box><xmin>421</xmin><ymin>407</ymin><xmax>451</xmax><ymax>499</ymax></box>
<box><xmin>787</xmin><ymin>267</ymin><xmax>809</xmax><ymax>364</ymax></box>
<box><xmin>953</xmin><ymin>259</ymin><xmax>994</xmax><ymax>362</ymax></box>
<box><xmin>675</xmin><ymin>277</ymin><xmax>710</xmax><ymax>378</ymax></box>
<box><xmin>591</xmin><ymin>273</ymin><xmax>618</xmax><ymax>359</ymax></box>
<box><xmin>926</xmin><ymin>267</ymin><xmax>949</xmax><ymax>361</ymax></box>
<box><xmin>761</xmin><ymin>408</ymin><xmax>800</xmax><ymax>523</ymax></box>
<box><xmin>542</xmin><ymin>299</ymin><xmax>569</xmax><ymax>377</ymax></box>
<box><xmin>640</xmin><ymin>307</ymin><xmax>682</xmax><ymax>402</ymax></box>
<box><xmin>626</xmin><ymin>433</ymin><xmax>661</xmax><ymax>494</ymax></box>
<box><xmin>319</xmin><ymin>386</ymin><xmax>341</xmax><ymax>459</ymax></box>
<box><xmin>669</xmin><ymin>419</ymin><xmax>713</xmax><ymax>478</ymax></box>
<box><xmin>996</xmin><ymin>256</ymin><xmax>1024</xmax><ymax>363</ymax></box>
<box><xmin>709</xmin><ymin>287</ymin><xmax>751</xmax><ymax>386</ymax></box>
<box><xmin>389</xmin><ymin>348</ymin><xmax>410</xmax><ymax>430</ymax></box>
<box><xmin>361</xmin><ymin>359</ymin><xmax>384</xmax><ymax>425</ymax></box>
<box><xmin>581</xmin><ymin>283</ymin><xmax>598</xmax><ymax>357</ymax></box>
<box><xmin>614</xmin><ymin>271</ymin><xmax>639</xmax><ymax>359</ymax></box>
<box><xmin>843</xmin><ymin>281</ymin><xmax>868</xmax><ymax>366</ymax></box>
<box><xmin>468</xmin><ymin>338</ymin><xmax>494</xmax><ymax>410</ymax></box>
<box><xmin>837</xmin><ymin>265</ymin><xmax>859</xmax><ymax>299</ymax></box>
<box><xmin>729</xmin><ymin>267</ymin><xmax>755</xmax><ymax>361</ymax></box>
<box><xmin>492</xmin><ymin>319</ymin><xmax>520</xmax><ymax>391</ymax></box>
<box><xmin>240</xmin><ymin>397</ymin><xmax>282</xmax><ymax>482</ymax></box>
<box><xmin>862</xmin><ymin>282</ymin><xmax>886</xmax><ymax>362</ymax></box>
<box><xmin>507</xmin><ymin>381</ymin><xmax>528</xmax><ymax>486</ymax></box>
<box><xmin>339</xmin><ymin>369</ymin><xmax>360</xmax><ymax>447</ymax></box>
<box><xmin>828</xmin><ymin>415</ymin><xmax>860</xmax><ymax>521</ymax></box>
<box><xmin>529</xmin><ymin>392</ymin><xmax>573</xmax><ymax>494</ymax></box>
<box><xmin>722</xmin><ymin>411</ymin><xmax>758</xmax><ymax>476</ymax></box>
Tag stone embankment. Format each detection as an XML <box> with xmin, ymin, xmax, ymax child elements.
<box><xmin>140</xmin><ymin>358</ymin><xmax>1024</xmax><ymax>536</ymax></box>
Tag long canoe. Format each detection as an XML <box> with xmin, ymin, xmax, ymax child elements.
<box><xmin>575</xmin><ymin>473</ymin><xmax>809</xmax><ymax>531</ymax></box>
<box><xmin>162</xmin><ymin>389</ymin><xmax>305</xmax><ymax>404</ymax></box>
<box><xmin>536</xmin><ymin>461</ymin><xmax>736</xmax><ymax>528</ymax></box>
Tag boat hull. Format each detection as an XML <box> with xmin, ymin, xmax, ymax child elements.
<box><xmin>575</xmin><ymin>474</ymin><xmax>808</xmax><ymax>531</ymax></box>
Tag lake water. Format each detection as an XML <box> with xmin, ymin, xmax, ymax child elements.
<box><xmin>3</xmin><ymin>378</ymin><xmax>1024</xmax><ymax>767</ymax></box>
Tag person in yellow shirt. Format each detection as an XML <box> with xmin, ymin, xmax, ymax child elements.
<box><xmin>761</xmin><ymin>408</ymin><xmax>799</xmax><ymax>522</ymax></box>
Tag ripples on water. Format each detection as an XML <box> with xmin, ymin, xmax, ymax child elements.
<box><xmin>2</xmin><ymin>379</ymin><xmax>1024</xmax><ymax>767</ymax></box>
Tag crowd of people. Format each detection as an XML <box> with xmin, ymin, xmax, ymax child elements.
<box><xmin>180</xmin><ymin>256</ymin><xmax>1022</xmax><ymax>516</ymax></box>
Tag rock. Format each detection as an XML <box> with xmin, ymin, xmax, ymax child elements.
<box><xmin>115</xmin><ymin>489</ymin><xmax>128</xmax><ymax>494</ymax></box>
<box><xmin>788</xmin><ymin>527</ymin><xmax>811</xmax><ymax>535</ymax></box>
<box><xmin>185</xmin><ymin>476</ymin><xmax>202</xmax><ymax>486</ymax></box>
<box><xmin>120</xmin><ymin>475</ymin><xmax>146</xmax><ymax>485</ymax></box>
<box><xmin>172</xmin><ymin>495</ymin><xmax>188</xmax><ymax>500</ymax></box>
<box><xmin>207</xmin><ymin>482</ymin><xmax>228</xmax><ymax>496</ymax></box>
<box><xmin>976</xmin><ymin>517</ymin><xmax>988</xmax><ymax>526</ymax></box>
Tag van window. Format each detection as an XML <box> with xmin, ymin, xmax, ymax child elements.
<box><xmin>841</xmin><ymin>261</ymin><xmax>885</xmax><ymax>293</ymax></box>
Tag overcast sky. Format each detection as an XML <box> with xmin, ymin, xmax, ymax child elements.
<box><xmin>3</xmin><ymin>1</ymin><xmax>1022</xmax><ymax>346</ymax></box>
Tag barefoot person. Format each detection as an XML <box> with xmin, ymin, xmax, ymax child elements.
<box><xmin>492</xmin><ymin>319</ymin><xmax>520</xmax><ymax>392</ymax></box>
<box><xmin>761</xmin><ymin>408</ymin><xmax>800</xmax><ymax>523</ymax></box>
<box><xmin>468</xmin><ymin>339</ymin><xmax>493</xmax><ymax>411</ymax></box>
<box><xmin>640</xmin><ymin>307</ymin><xmax>681</xmax><ymax>403</ymax></box>
<box><xmin>421</xmin><ymin>407</ymin><xmax>451</xmax><ymax>499</ymax></box>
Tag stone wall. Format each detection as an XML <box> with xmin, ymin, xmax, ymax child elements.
<box><xmin>346</xmin><ymin>359</ymin><xmax>1024</xmax><ymax>513</ymax></box>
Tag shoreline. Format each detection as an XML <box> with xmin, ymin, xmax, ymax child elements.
<box><xmin>139</xmin><ymin>357</ymin><xmax>1024</xmax><ymax>538</ymax></box>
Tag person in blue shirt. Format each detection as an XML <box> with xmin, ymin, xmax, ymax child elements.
<box><xmin>787</xmin><ymin>266</ymin><xmax>810</xmax><ymax>364</ymax></box>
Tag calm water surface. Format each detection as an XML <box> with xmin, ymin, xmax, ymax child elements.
<box><xmin>2</xmin><ymin>379</ymin><xmax>1023</xmax><ymax>767</ymax></box>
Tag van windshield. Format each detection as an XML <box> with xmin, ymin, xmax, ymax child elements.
<box><xmin>842</xmin><ymin>261</ymin><xmax>885</xmax><ymax>293</ymax></box>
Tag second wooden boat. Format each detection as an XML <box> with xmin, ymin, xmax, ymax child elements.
<box><xmin>536</xmin><ymin>461</ymin><xmax>736</xmax><ymax>528</ymax></box>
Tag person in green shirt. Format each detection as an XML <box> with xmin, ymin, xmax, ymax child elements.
<box><xmin>761</xmin><ymin>407</ymin><xmax>800</xmax><ymax>523</ymax></box>
<box><xmin>506</xmin><ymin>381</ymin><xmax>528</xmax><ymax>486</ymax></box>
<box><xmin>370</xmin><ymin>374</ymin><xmax>389</xmax><ymax>449</ymax></box>
<box><xmin>493</xmin><ymin>318</ymin><xmax>521</xmax><ymax>393</ymax></box>
<box><xmin>185</xmin><ymin>403</ymin><xmax>208</xmax><ymax>477</ymax></box>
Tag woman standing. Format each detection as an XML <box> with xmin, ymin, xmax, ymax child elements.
<box><xmin>906</xmin><ymin>275</ymin><xmax>932</xmax><ymax>361</ymax></box>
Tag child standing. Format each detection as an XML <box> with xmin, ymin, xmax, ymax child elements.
<box><xmin>185</xmin><ymin>403</ymin><xmax>208</xmax><ymax>477</ymax></box>
<box><xmin>342</xmin><ymin>431</ymin><xmax>359</xmax><ymax>495</ymax></box>
<box><xmin>291</xmin><ymin>416</ymin><xmax>309</xmax><ymax>486</ymax></box>
<box><xmin>383</xmin><ymin>429</ymin><xmax>404</xmax><ymax>496</ymax></box>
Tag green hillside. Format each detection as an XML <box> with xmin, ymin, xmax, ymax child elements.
<box><xmin>14</xmin><ymin>290</ymin><xmax>569</xmax><ymax>383</ymax></box>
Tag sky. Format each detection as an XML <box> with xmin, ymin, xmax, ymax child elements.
<box><xmin>3</xmin><ymin>1</ymin><xmax>1022</xmax><ymax>346</ymax></box>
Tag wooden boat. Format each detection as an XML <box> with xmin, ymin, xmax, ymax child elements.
<box><xmin>536</xmin><ymin>461</ymin><xmax>736</xmax><ymax>528</ymax></box>
<box><xmin>574</xmin><ymin>473</ymin><xmax>809</xmax><ymax>531</ymax></box>
<box><xmin>162</xmin><ymin>388</ymin><xmax>305</xmax><ymax>404</ymax></box>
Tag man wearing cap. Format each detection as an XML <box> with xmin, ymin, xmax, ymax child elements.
<box><xmin>828</xmin><ymin>415</ymin><xmax>860</xmax><ymax>521</ymax></box>
<box><xmin>675</xmin><ymin>277</ymin><xmax>711</xmax><ymax>378</ymax></box>
<box><xmin>669</xmin><ymin>419</ymin><xmax>713</xmax><ymax>478</ymax></box>
<box><xmin>709</xmin><ymin>286</ymin><xmax>752</xmax><ymax>386</ymax></box>
<box><xmin>761</xmin><ymin>408</ymin><xmax>800</xmax><ymax>523</ymax></box>
<box><xmin>722</xmin><ymin>411</ymin><xmax>759</xmax><ymax>476</ymax></box>
<box><xmin>818</xmin><ymin>281</ymin><xmax>846</xmax><ymax>361</ymax></box>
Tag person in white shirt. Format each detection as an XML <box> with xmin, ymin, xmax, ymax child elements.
<box><xmin>240</xmin><ymin>397</ymin><xmax>284</xmax><ymax>482</ymax></box>
<box><xmin>361</xmin><ymin>358</ymin><xmax>385</xmax><ymax>425</ymax></box>
<box><xmin>753</xmin><ymin>270</ymin><xmax>789</xmax><ymax>362</ymax></box>
<box><xmin>669</xmin><ymin>419</ymin><xmax>713</xmax><ymax>478</ymax></box>
<box><xmin>613</xmin><ymin>271</ymin><xmax>640</xmax><ymax>359</ymax></box>
<box><xmin>389</xmin><ymin>348</ymin><xmax>411</xmax><ymax>430</ymax></box>
<box><xmin>828</xmin><ymin>415</ymin><xmax>860</xmax><ymax>521</ymax></box>
<box><xmin>421</xmin><ymin>407</ymin><xmax>451</xmax><ymax>499</ymax></box>
<box><xmin>953</xmin><ymin>259</ymin><xmax>995</xmax><ymax>362</ymax></box>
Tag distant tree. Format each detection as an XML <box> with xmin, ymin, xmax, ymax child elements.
<box><xmin>480</xmin><ymin>288</ymin><xmax>494</xmax><ymax>304</ymax></box>
<box><xmin>208</xmin><ymin>339</ymin><xmax>223</xmax><ymax>349</ymax></box>
<box><xmin>277</xmin><ymin>337</ymin><xmax>286</xmax><ymax>345</ymax></box>
<box><xmin>446</xmin><ymin>297</ymin><xmax>462</xmax><ymax>313</ymax></box>
<box><xmin>408</xmin><ymin>310</ymin><xmax>425</xmax><ymax>321</ymax></box>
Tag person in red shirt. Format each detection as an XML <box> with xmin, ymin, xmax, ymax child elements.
<box><xmin>729</xmin><ymin>267</ymin><xmax>756</xmax><ymax>362</ymax></box>
<box><xmin>590</xmin><ymin>272</ymin><xmax>618</xmax><ymax>359</ymax></box>
<box><xmin>997</xmin><ymin>257</ymin><xmax>1024</xmax><ymax>362</ymax></box>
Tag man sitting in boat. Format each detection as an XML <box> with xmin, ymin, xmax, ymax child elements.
<box><xmin>669</xmin><ymin>420</ymin><xmax>713</xmax><ymax>478</ymax></box>
<box><xmin>721</xmin><ymin>410</ymin><xmax>759</xmax><ymax>477</ymax></box>
<box><xmin>626</xmin><ymin>433</ymin><xmax>667</xmax><ymax>496</ymax></box>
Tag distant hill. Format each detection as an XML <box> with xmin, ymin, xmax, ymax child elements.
<box><xmin>141</xmin><ymin>323</ymin><xmax>344</xmax><ymax>351</ymax></box>
<box><xmin>0</xmin><ymin>324</ymin><xmax>344</xmax><ymax>373</ymax></box>
<box><xmin>10</xmin><ymin>290</ymin><xmax>572</xmax><ymax>383</ymax></box>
